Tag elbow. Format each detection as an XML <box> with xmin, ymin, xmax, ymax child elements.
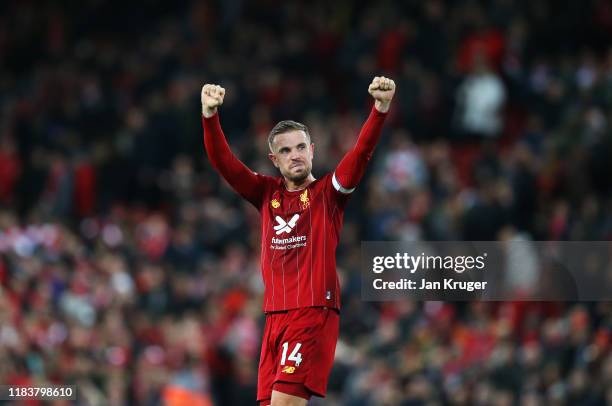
<box><xmin>334</xmin><ymin>173</ymin><xmax>358</xmax><ymax>191</ymax></box>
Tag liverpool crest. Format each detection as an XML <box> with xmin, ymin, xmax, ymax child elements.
<box><xmin>299</xmin><ymin>190</ymin><xmax>310</xmax><ymax>209</ymax></box>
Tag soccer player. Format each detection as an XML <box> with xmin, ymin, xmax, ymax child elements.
<box><xmin>201</xmin><ymin>76</ymin><xmax>395</xmax><ymax>406</ymax></box>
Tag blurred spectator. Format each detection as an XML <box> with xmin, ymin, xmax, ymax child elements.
<box><xmin>455</xmin><ymin>52</ymin><xmax>507</xmax><ymax>137</ymax></box>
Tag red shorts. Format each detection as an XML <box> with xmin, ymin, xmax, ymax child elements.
<box><xmin>256</xmin><ymin>307</ymin><xmax>339</xmax><ymax>403</ymax></box>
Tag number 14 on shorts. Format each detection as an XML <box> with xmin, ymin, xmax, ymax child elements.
<box><xmin>281</xmin><ymin>342</ymin><xmax>303</xmax><ymax>367</ymax></box>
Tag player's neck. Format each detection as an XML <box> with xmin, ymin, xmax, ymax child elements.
<box><xmin>284</xmin><ymin>174</ymin><xmax>316</xmax><ymax>191</ymax></box>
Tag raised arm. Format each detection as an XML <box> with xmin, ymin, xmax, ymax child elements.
<box><xmin>201</xmin><ymin>84</ymin><xmax>266</xmax><ymax>207</ymax></box>
<box><xmin>333</xmin><ymin>76</ymin><xmax>396</xmax><ymax>193</ymax></box>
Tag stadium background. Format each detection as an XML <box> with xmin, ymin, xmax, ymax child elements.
<box><xmin>1</xmin><ymin>0</ymin><xmax>612</xmax><ymax>404</ymax></box>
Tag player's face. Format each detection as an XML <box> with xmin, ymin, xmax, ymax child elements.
<box><xmin>269</xmin><ymin>130</ymin><xmax>314</xmax><ymax>182</ymax></box>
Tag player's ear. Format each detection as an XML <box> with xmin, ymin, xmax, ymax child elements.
<box><xmin>310</xmin><ymin>143</ymin><xmax>314</xmax><ymax>160</ymax></box>
<box><xmin>268</xmin><ymin>152</ymin><xmax>279</xmax><ymax>168</ymax></box>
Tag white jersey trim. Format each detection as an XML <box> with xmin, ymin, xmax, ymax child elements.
<box><xmin>332</xmin><ymin>173</ymin><xmax>355</xmax><ymax>194</ymax></box>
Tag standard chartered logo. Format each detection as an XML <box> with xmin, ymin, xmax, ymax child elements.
<box><xmin>274</xmin><ymin>214</ymin><xmax>299</xmax><ymax>235</ymax></box>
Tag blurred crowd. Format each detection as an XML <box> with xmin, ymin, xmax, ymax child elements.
<box><xmin>1</xmin><ymin>0</ymin><xmax>612</xmax><ymax>404</ymax></box>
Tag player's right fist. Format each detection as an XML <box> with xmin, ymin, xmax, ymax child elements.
<box><xmin>201</xmin><ymin>84</ymin><xmax>225</xmax><ymax>117</ymax></box>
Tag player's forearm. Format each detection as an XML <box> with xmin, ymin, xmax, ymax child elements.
<box><xmin>334</xmin><ymin>106</ymin><xmax>388</xmax><ymax>189</ymax></box>
<box><xmin>356</xmin><ymin>106</ymin><xmax>388</xmax><ymax>151</ymax></box>
<box><xmin>202</xmin><ymin>113</ymin><xmax>266</xmax><ymax>207</ymax></box>
<box><xmin>202</xmin><ymin>113</ymin><xmax>250</xmax><ymax>180</ymax></box>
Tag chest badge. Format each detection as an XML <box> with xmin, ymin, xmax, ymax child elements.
<box><xmin>271</xmin><ymin>199</ymin><xmax>281</xmax><ymax>209</ymax></box>
<box><xmin>300</xmin><ymin>190</ymin><xmax>310</xmax><ymax>210</ymax></box>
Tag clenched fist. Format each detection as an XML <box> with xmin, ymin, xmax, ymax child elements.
<box><xmin>201</xmin><ymin>84</ymin><xmax>226</xmax><ymax>118</ymax></box>
<box><xmin>368</xmin><ymin>76</ymin><xmax>395</xmax><ymax>113</ymax></box>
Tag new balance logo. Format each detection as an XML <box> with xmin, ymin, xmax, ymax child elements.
<box><xmin>281</xmin><ymin>366</ymin><xmax>296</xmax><ymax>374</ymax></box>
<box><xmin>274</xmin><ymin>214</ymin><xmax>299</xmax><ymax>235</ymax></box>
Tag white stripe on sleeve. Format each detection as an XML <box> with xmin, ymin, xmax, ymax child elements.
<box><xmin>332</xmin><ymin>172</ymin><xmax>356</xmax><ymax>194</ymax></box>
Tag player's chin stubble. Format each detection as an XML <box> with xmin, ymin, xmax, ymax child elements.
<box><xmin>283</xmin><ymin>166</ymin><xmax>311</xmax><ymax>183</ymax></box>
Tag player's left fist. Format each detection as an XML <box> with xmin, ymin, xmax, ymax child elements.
<box><xmin>368</xmin><ymin>76</ymin><xmax>395</xmax><ymax>113</ymax></box>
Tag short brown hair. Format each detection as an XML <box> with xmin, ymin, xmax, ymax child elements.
<box><xmin>268</xmin><ymin>120</ymin><xmax>311</xmax><ymax>151</ymax></box>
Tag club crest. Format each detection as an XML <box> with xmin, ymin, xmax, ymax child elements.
<box><xmin>300</xmin><ymin>190</ymin><xmax>309</xmax><ymax>209</ymax></box>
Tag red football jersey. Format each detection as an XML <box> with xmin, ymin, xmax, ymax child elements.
<box><xmin>255</xmin><ymin>173</ymin><xmax>348</xmax><ymax>311</ymax></box>
<box><xmin>203</xmin><ymin>107</ymin><xmax>387</xmax><ymax>312</ymax></box>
